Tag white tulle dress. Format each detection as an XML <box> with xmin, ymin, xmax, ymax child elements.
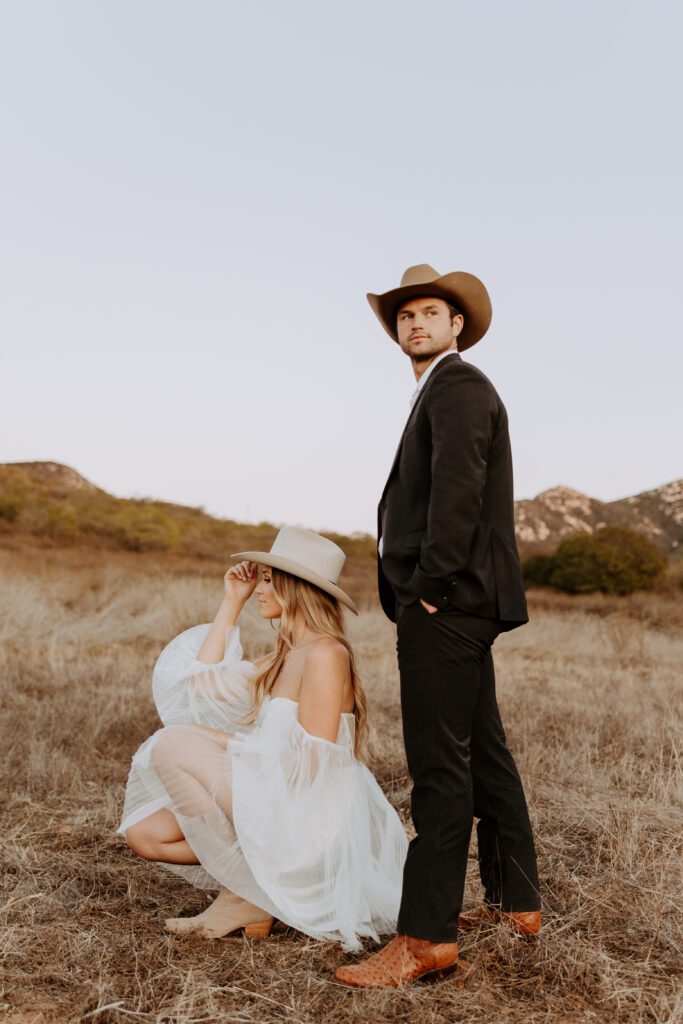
<box><xmin>117</xmin><ymin>623</ymin><xmax>408</xmax><ymax>951</ymax></box>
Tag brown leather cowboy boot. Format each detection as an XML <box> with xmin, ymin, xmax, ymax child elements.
<box><xmin>334</xmin><ymin>933</ymin><xmax>459</xmax><ymax>989</ymax></box>
<box><xmin>458</xmin><ymin>906</ymin><xmax>541</xmax><ymax>937</ymax></box>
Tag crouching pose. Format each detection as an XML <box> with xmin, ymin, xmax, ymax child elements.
<box><xmin>118</xmin><ymin>526</ymin><xmax>408</xmax><ymax>952</ymax></box>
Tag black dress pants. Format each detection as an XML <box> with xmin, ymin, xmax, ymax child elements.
<box><xmin>395</xmin><ymin>599</ymin><xmax>541</xmax><ymax>943</ymax></box>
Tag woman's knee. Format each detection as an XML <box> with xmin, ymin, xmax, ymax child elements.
<box><xmin>151</xmin><ymin>725</ymin><xmax>191</xmax><ymax>774</ymax></box>
<box><xmin>124</xmin><ymin>821</ymin><xmax>161</xmax><ymax>861</ymax></box>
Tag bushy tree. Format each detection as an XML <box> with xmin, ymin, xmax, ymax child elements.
<box><xmin>522</xmin><ymin>553</ymin><xmax>556</xmax><ymax>588</ymax></box>
<box><xmin>524</xmin><ymin>526</ymin><xmax>668</xmax><ymax>595</ymax></box>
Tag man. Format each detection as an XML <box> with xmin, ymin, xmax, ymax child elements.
<box><xmin>335</xmin><ymin>264</ymin><xmax>541</xmax><ymax>989</ymax></box>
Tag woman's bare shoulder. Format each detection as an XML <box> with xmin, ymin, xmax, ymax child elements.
<box><xmin>299</xmin><ymin>639</ymin><xmax>353</xmax><ymax>716</ymax></box>
<box><xmin>301</xmin><ymin>639</ymin><xmax>351</xmax><ymax>693</ymax></box>
<box><xmin>303</xmin><ymin>637</ymin><xmax>350</xmax><ymax>668</ymax></box>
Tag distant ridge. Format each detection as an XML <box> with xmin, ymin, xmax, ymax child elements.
<box><xmin>1</xmin><ymin>461</ymin><xmax>681</xmax><ymax>556</ymax></box>
<box><xmin>8</xmin><ymin>461</ymin><xmax>103</xmax><ymax>493</ymax></box>
<box><xmin>515</xmin><ymin>480</ymin><xmax>682</xmax><ymax>554</ymax></box>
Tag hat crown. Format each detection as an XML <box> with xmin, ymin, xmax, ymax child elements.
<box><xmin>270</xmin><ymin>526</ymin><xmax>345</xmax><ymax>584</ymax></box>
<box><xmin>400</xmin><ymin>264</ymin><xmax>441</xmax><ymax>288</ymax></box>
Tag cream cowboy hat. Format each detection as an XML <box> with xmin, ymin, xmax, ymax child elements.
<box><xmin>367</xmin><ymin>263</ymin><xmax>492</xmax><ymax>351</ymax></box>
<box><xmin>231</xmin><ymin>526</ymin><xmax>359</xmax><ymax>615</ymax></box>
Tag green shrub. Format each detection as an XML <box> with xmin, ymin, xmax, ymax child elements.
<box><xmin>0</xmin><ymin>485</ymin><xmax>26</xmax><ymax>522</ymax></box>
<box><xmin>113</xmin><ymin>504</ymin><xmax>181</xmax><ymax>552</ymax></box>
<box><xmin>522</xmin><ymin>553</ymin><xmax>556</xmax><ymax>588</ymax></box>
<box><xmin>45</xmin><ymin>503</ymin><xmax>79</xmax><ymax>540</ymax></box>
<box><xmin>72</xmin><ymin>491</ymin><xmax>121</xmax><ymax>540</ymax></box>
<box><xmin>0</xmin><ymin>466</ymin><xmax>30</xmax><ymax>523</ymax></box>
<box><xmin>543</xmin><ymin>526</ymin><xmax>667</xmax><ymax>595</ymax></box>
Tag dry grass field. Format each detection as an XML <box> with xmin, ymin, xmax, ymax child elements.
<box><xmin>1</xmin><ymin>544</ymin><xmax>681</xmax><ymax>1024</ymax></box>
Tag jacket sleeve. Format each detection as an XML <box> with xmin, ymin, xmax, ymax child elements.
<box><xmin>406</xmin><ymin>365</ymin><xmax>498</xmax><ymax>608</ymax></box>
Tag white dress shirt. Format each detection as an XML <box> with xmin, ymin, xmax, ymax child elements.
<box><xmin>379</xmin><ymin>348</ymin><xmax>459</xmax><ymax>557</ymax></box>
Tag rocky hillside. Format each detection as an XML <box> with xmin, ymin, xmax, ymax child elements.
<box><xmin>1</xmin><ymin>461</ymin><xmax>681</xmax><ymax>558</ymax></box>
<box><xmin>515</xmin><ymin>480</ymin><xmax>683</xmax><ymax>554</ymax></box>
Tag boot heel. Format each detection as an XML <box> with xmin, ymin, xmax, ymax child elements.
<box><xmin>244</xmin><ymin>917</ymin><xmax>274</xmax><ymax>938</ymax></box>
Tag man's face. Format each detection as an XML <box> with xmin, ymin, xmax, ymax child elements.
<box><xmin>396</xmin><ymin>296</ymin><xmax>463</xmax><ymax>361</ymax></box>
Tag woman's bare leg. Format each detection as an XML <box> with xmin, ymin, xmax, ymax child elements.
<box><xmin>128</xmin><ymin>727</ymin><xmax>271</xmax><ymax>937</ymax></box>
<box><xmin>125</xmin><ymin>808</ymin><xmax>199</xmax><ymax>865</ymax></box>
<box><xmin>149</xmin><ymin>728</ymin><xmax>271</xmax><ymax>937</ymax></box>
<box><xmin>125</xmin><ymin>728</ymin><xmax>233</xmax><ymax>864</ymax></box>
<box><xmin>151</xmin><ymin>726</ymin><xmax>234</xmax><ymax>820</ymax></box>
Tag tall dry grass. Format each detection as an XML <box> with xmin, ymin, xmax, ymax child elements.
<box><xmin>1</xmin><ymin>545</ymin><xmax>681</xmax><ymax>1023</ymax></box>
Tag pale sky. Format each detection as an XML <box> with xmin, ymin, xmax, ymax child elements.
<box><xmin>1</xmin><ymin>1</ymin><xmax>681</xmax><ymax>535</ymax></box>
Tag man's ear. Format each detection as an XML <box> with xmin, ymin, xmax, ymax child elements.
<box><xmin>451</xmin><ymin>313</ymin><xmax>464</xmax><ymax>341</ymax></box>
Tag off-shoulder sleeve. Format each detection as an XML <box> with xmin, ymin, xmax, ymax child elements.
<box><xmin>151</xmin><ymin>623</ymin><xmax>258</xmax><ymax>732</ymax></box>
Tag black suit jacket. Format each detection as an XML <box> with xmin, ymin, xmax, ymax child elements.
<box><xmin>377</xmin><ymin>352</ymin><xmax>528</xmax><ymax>630</ymax></box>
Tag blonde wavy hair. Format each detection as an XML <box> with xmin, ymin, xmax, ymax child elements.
<box><xmin>241</xmin><ymin>567</ymin><xmax>368</xmax><ymax>760</ymax></box>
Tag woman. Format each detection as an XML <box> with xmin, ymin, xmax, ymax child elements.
<box><xmin>118</xmin><ymin>526</ymin><xmax>408</xmax><ymax>952</ymax></box>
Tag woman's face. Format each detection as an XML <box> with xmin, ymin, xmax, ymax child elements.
<box><xmin>254</xmin><ymin>566</ymin><xmax>283</xmax><ymax>619</ymax></box>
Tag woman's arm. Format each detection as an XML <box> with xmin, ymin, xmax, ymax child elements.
<box><xmin>196</xmin><ymin>561</ymin><xmax>259</xmax><ymax>663</ymax></box>
<box><xmin>297</xmin><ymin>641</ymin><xmax>350</xmax><ymax>743</ymax></box>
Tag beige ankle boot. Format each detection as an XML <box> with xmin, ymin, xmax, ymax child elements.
<box><xmin>165</xmin><ymin>887</ymin><xmax>273</xmax><ymax>939</ymax></box>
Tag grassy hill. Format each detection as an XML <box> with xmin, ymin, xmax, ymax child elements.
<box><xmin>0</xmin><ymin>461</ymin><xmax>375</xmax><ymax>561</ymax></box>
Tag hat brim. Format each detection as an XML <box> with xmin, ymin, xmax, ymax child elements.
<box><xmin>367</xmin><ymin>271</ymin><xmax>492</xmax><ymax>350</ymax></box>
<box><xmin>231</xmin><ymin>550</ymin><xmax>359</xmax><ymax>615</ymax></box>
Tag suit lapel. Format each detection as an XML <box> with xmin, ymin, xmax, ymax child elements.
<box><xmin>378</xmin><ymin>353</ymin><xmax>461</xmax><ymax>505</ymax></box>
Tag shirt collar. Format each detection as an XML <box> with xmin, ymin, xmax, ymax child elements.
<box><xmin>409</xmin><ymin>349</ymin><xmax>459</xmax><ymax>408</ymax></box>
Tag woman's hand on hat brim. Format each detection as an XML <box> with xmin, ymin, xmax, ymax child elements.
<box><xmin>224</xmin><ymin>560</ymin><xmax>259</xmax><ymax>602</ymax></box>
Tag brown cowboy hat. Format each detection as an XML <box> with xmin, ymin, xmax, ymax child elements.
<box><xmin>367</xmin><ymin>263</ymin><xmax>492</xmax><ymax>350</ymax></box>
